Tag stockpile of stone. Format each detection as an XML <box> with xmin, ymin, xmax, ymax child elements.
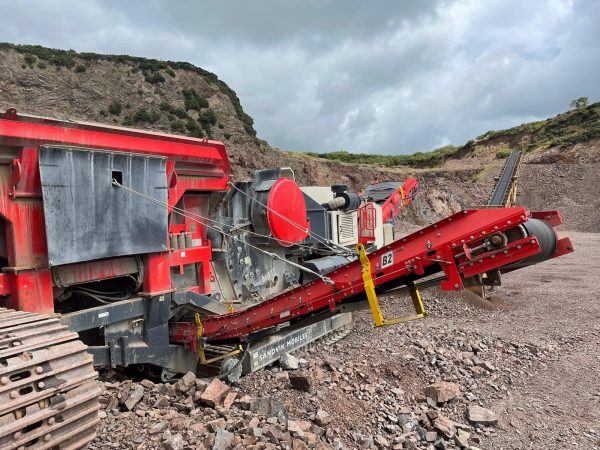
<box><xmin>90</xmin><ymin>371</ymin><xmax>335</xmax><ymax>450</ymax></box>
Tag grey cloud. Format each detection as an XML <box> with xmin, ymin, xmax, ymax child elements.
<box><xmin>0</xmin><ymin>0</ymin><xmax>599</xmax><ymax>154</ymax></box>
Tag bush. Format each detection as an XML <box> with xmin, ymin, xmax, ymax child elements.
<box><xmin>131</xmin><ymin>108</ymin><xmax>160</xmax><ymax>124</ymax></box>
<box><xmin>74</xmin><ymin>64</ymin><xmax>86</xmax><ymax>73</ymax></box>
<box><xmin>495</xmin><ymin>149</ymin><xmax>511</xmax><ymax>159</ymax></box>
<box><xmin>144</xmin><ymin>71</ymin><xmax>165</xmax><ymax>84</ymax></box>
<box><xmin>182</xmin><ymin>88</ymin><xmax>209</xmax><ymax>111</ymax></box>
<box><xmin>37</xmin><ymin>62</ymin><xmax>47</xmax><ymax>69</ymax></box>
<box><xmin>165</xmin><ymin>68</ymin><xmax>175</xmax><ymax>77</ymax></box>
<box><xmin>199</xmin><ymin>109</ymin><xmax>217</xmax><ymax>126</ymax></box>
<box><xmin>185</xmin><ymin>118</ymin><xmax>204</xmax><ymax>137</ymax></box>
<box><xmin>160</xmin><ymin>102</ymin><xmax>188</xmax><ymax>119</ymax></box>
<box><xmin>108</xmin><ymin>101</ymin><xmax>122</xmax><ymax>116</ymax></box>
<box><xmin>224</xmin><ymin>133</ymin><xmax>232</xmax><ymax>140</ymax></box>
<box><xmin>170</xmin><ymin>121</ymin><xmax>186</xmax><ymax>133</ymax></box>
<box><xmin>24</xmin><ymin>54</ymin><xmax>36</xmax><ymax>67</ymax></box>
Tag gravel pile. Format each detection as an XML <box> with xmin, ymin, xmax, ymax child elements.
<box><xmin>91</xmin><ymin>289</ymin><xmax>559</xmax><ymax>450</ymax></box>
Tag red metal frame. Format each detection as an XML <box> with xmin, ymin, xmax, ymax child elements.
<box><xmin>379</xmin><ymin>177</ymin><xmax>419</xmax><ymax>223</ymax></box>
<box><xmin>170</xmin><ymin>207</ymin><xmax>573</xmax><ymax>342</ymax></box>
<box><xmin>358</xmin><ymin>178</ymin><xmax>419</xmax><ymax>244</ymax></box>
<box><xmin>0</xmin><ymin>109</ymin><xmax>231</xmax><ymax>313</ymax></box>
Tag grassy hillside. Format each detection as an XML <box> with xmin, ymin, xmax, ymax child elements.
<box><xmin>296</xmin><ymin>101</ymin><xmax>600</xmax><ymax>168</ymax></box>
<box><xmin>0</xmin><ymin>43</ymin><xmax>257</xmax><ymax>138</ymax></box>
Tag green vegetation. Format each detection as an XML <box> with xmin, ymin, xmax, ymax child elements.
<box><xmin>0</xmin><ymin>43</ymin><xmax>257</xmax><ymax>137</ymax></box>
<box><xmin>123</xmin><ymin>108</ymin><xmax>160</xmax><ymax>126</ymax></box>
<box><xmin>476</xmin><ymin>102</ymin><xmax>600</xmax><ymax>151</ymax></box>
<box><xmin>74</xmin><ymin>64</ymin><xmax>86</xmax><ymax>73</ymax></box>
<box><xmin>170</xmin><ymin>121</ymin><xmax>186</xmax><ymax>134</ymax></box>
<box><xmin>24</xmin><ymin>54</ymin><xmax>36</xmax><ymax>67</ymax></box>
<box><xmin>495</xmin><ymin>148</ymin><xmax>511</xmax><ymax>159</ymax></box>
<box><xmin>570</xmin><ymin>97</ymin><xmax>589</xmax><ymax>109</ymax></box>
<box><xmin>182</xmin><ymin>88</ymin><xmax>209</xmax><ymax>111</ymax></box>
<box><xmin>159</xmin><ymin>102</ymin><xmax>188</xmax><ymax>119</ymax></box>
<box><xmin>199</xmin><ymin>109</ymin><xmax>217</xmax><ymax>126</ymax></box>
<box><xmin>301</xmin><ymin>145</ymin><xmax>459</xmax><ymax>169</ymax></box>
<box><xmin>143</xmin><ymin>71</ymin><xmax>165</xmax><ymax>84</ymax></box>
<box><xmin>290</xmin><ymin>101</ymin><xmax>599</xmax><ymax>169</ymax></box>
<box><xmin>108</xmin><ymin>101</ymin><xmax>122</xmax><ymax>116</ymax></box>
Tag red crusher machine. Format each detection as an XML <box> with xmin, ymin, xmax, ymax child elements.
<box><xmin>0</xmin><ymin>108</ymin><xmax>572</xmax><ymax>447</ymax></box>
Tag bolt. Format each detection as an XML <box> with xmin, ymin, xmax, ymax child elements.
<box><xmin>44</xmin><ymin>433</ymin><xmax>52</xmax><ymax>442</ymax></box>
<box><xmin>35</xmin><ymin>366</ymin><xmax>44</xmax><ymax>374</ymax></box>
<box><xmin>454</xmin><ymin>284</ymin><xmax>459</xmax><ymax>289</ymax></box>
<box><xmin>517</xmin><ymin>245</ymin><xmax>522</xmax><ymax>249</ymax></box>
<box><xmin>13</xmin><ymin>431</ymin><xmax>22</xmax><ymax>439</ymax></box>
<box><xmin>12</xmin><ymin>341</ymin><xmax>21</xmax><ymax>346</ymax></box>
<box><xmin>9</xmin><ymin>390</ymin><xmax>18</xmax><ymax>399</ymax></box>
<box><xmin>48</xmin><ymin>417</ymin><xmax>55</xmax><ymax>425</ymax></box>
<box><xmin>38</xmin><ymin>381</ymin><xmax>45</xmax><ymax>389</ymax></box>
<box><xmin>1</xmin><ymin>376</ymin><xmax>9</xmax><ymax>385</ymax></box>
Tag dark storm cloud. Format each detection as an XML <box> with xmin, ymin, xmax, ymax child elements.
<box><xmin>1</xmin><ymin>0</ymin><xmax>599</xmax><ymax>153</ymax></box>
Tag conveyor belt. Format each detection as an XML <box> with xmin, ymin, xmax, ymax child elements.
<box><xmin>488</xmin><ymin>150</ymin><xmax>522</xmax><ymax>206</ymax></box>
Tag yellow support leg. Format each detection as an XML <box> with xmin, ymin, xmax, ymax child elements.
<box><xmin>357</xmin><ymin>243</ymin><xmax>429</xmax><ymax>327</ymax></box>
<box><xmin>195</xmin><ymin>312</ymin><xmax>206</xmax><ymax>364</ymax></box>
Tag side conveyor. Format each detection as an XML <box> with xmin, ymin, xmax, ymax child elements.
<box><xmin>170</xmin><ymin>207</ymin><xmax>573</xmax><ymax>343</ymax></box>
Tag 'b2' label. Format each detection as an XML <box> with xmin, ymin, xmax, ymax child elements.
<box><xmin>381</xmin><ymin>251</ymin><xmax>394</xmax><ymax>268</ymax></box>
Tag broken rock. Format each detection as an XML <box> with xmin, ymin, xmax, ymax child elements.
<box><xmin>199</xmin><ymin>378</ymin><xmax>230</xmax><ymax>408</ymax></box>
<box><xmin>289</xmin><ymin>371</ymin><xmax>313</xmax><ymax>392</ymax></box>
<box><xmin>467</xmin><ymin>406</ymin><xmax>498</xmax><ymax>426</ymax></box>
<box><xmin>280</xmin><ymin>353</ymin><xmax>299</xmax><ymax>370</ymax></box>
<box><xmin>434</xmin><ymin>414</ymin><xmax>457</xmax><ymax>439</ymax></box>
<box><xmin>212</xmin><ymin>428</ymin><xmax>233</xmax><ymax>450</ymax></box>
<box><xmin>124</xmin><ymin>384</ymin><xmax>145</xmax><ymax>411</ymax></box>
<box><xmin>175</xmin><ymin>371</ymin><xmax>197</xmax><ymax>394</ymax></box>
<box><xmin>315</xmin><ymin>409</ymin><xmax>332</xmax><ymax>426</ymax></box>
<box><xmin>426</xmin><ymin>381</ymin><xmax>460</xmax><ymax>403</ymax></box>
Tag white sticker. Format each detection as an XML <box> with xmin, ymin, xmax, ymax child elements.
<box><xmin>381</xmin><ymin>251</ymin><xmax>394</xmax><ymax>268</ymax></box>
<box><xmin>98</xmin><ymin>312</ymin><xmax>109</xmax><ymax>319</ymax></box>
<box><xmin>181</xmin><ymin>251</ymin><xmax>186</xmax><ymax>258</ymax></box>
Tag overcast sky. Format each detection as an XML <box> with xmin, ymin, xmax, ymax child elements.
<box><xmin>1</xmin><ymin>0</ymin><xmax>599</xmax><ymax>154</ymax></box>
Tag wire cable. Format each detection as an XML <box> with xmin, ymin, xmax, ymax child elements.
<box><xmin>227</xmin><ymin>181</ymin><xmax>353</xmax><ymax>255</ymax></box>
<box><xmin>112</xmin><ymin>180</ymin><xmax>336</xmax><ymax>285</ymax></box>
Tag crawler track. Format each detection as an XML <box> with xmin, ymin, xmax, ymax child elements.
<box><xmin>0</xmin><ymin>308</ymin><xmax>100</xmax><ymax>449</ymax></box>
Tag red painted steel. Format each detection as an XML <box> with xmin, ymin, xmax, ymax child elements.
<box><xmin>0</xmin><ymin>109</ymin><xmax>231</xmax><ymax>312</ymax></box>
<box><xmin>170</xmin><ymin>207</ymin><xmax>573</xmax><ymax>342</ymax></box>
<box><xmin>379</xmin><ymin>177</ymin><xmax>419</xmax><ymax>223</ymax></box>
<box><xmin>266</xmin><ymin>178</ymin><xmax>309</xmax><ymax>246</ymax></box>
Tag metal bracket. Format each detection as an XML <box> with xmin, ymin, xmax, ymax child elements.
<box><xmin>356</xmin><ymin>243</ymin><xmax>428</xmax><ymax>327</ymax></box>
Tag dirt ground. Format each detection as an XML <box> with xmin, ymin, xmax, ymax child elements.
<box><xmin>459</xmin><ymin>231</ymin><xmax>600</xmax><ymax>449</ymax></box>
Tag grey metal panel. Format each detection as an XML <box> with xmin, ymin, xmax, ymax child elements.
<box><xmin>302</xmin><ymin>192</ymin><xmax>330</xmax><ymax>245</ymax></box>
<box><xmin>39</xmin><ymin>146</ymin><xmax>168</xmax><ymax>266</ymax></box>
<box><xmin>363</xmin><ymin>181</ymin><xmax>403</xmax><ymax>202</ymax></box>
<box><xmin>242</xmin><ymin>313</ymin><xmax>352</xmax><ymax>373</ymax></box>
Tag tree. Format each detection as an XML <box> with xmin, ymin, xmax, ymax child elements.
<box><xmin>570</xmin><ymin>97</ymin><xmax>589</xmax><ymax>109</ymax></box>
